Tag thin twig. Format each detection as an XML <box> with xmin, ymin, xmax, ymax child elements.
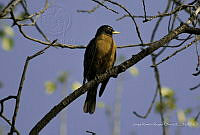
<box><xmin>105</xmin><ymin>0</ymin><xmax>144</xmax><ymax>44</ymax></box>
<box><xmin>86</xmin><ymin>130</ymin><xmax>96</xmax><ymax>135</ymax></box>
<box><xmin>133</xmin><ymin>85</ymin><xmax>158</xmax><ymax>118</ymax></box>
<box><xmin>168</xmin><ymin>2</ymin><xmax>175</xmax><ymax>33</ymax></box>
<box><xmin>91</xmin><ymin>0</ymin><xmax>118</xmax><ymax>14</ymax></box>
<box><xmin>146</xmin><ymin>4</ymin><xmax>194</xmax><ymax>23</ymax></box>
<box><xmin>8</xmin><ymin>2</ymin><xmax>200</xmax><ymax>50</ymax></box>
<box><xmin>0</xmin><ymin>96</ymin><xmax>17</xmax><ymax>114</ymax></box>
<box><xmin>170</xmin><ymin>34</ymin><xmax>193</xmax><ymax>48</ymax></box>
<box><xmin>150</xmin><ymin>0</ymin><xmax>172</xmax><ymax>42</ymax></box>
<box><xmin>20</xmin><ymin>0</ymin><xmax>50</xmax><ymax>42</ymax></box>
<box><xmin>1</xmin><ymin>0</ymin><xmax>49</xmax><ymax>23</ymax></box>
<box><xmin>0</xmin><ymin>0</ymin><xmax>22</xmax><ymax>18</ymax></box>
<box><xmin>117</xmin><ymin>4</ymin><xmax>193</xmax><ymax>22</ymax></box>
<box><xmin>77</xmin><ymin>0</ymin><xmax>106</xmax><ymax>13</ymax></box>
<box><xmin>195</xmin><ymin>111</ymin><xmax>200</xmax><ymax>121</ymax></box>
<box><xmin>152</xmin><ymin>56</ymin><xmax>166</xmax><ymax>135</ymax></box>
<box><xmin>194</xmin><ymin>36</ymin><xmax>200</xmax><ymax>71</ymax></box>
<box><xmin>151</xmin><ymin>39</ymin><xmax>198</xmax><ymax>67</ymax></box>
<box><xmin>10</xmin><ymin>1</ymin><xmax>48</xmax><ymax>27</ymax></box>
<box><xmin>8</xmin><ymin>39</ymin><xmax>56</xmax><ymax>135</ymax></box>
<box><xmin>190</xmin><ymin>82</ymin><xmax>200</xmax><ymax>90</ymax></box>
<box><xmin>0</xmin><ymin>96</ymin><xmax>18</xmax><ymax>134</ymax></box>
<box><xmin>142</xmin><ymin>0</ymin><xmax>148</xmax><ymax>22</ymax></box>
<box><xmin>10</xmin><ymin>9</ymin><xmax>85</xmax><ymax>49</ymax></box>
<box><xmin>0</xmin><ymin>114</ymin><xmax>20</xmax><ymax>135</ymax></box>
<box><xmin>18</xmin><ymin>1</ymin><xmax>48</xmax><ymax>26</ymax></box>
<box><xmin>192</xmin><ymin>70</ymin><xmax>200</xmax><ymax>76</ymax></box>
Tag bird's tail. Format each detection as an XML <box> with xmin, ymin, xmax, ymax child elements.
<box><xmin>83</xmin><ymin>85</ymin><xmax>98</xmax><ymax>114</ymax></box>
<box><xmin>99</xmin><ymin>79</ymin><xmax>109</xmax><ymax>97</ymax></box>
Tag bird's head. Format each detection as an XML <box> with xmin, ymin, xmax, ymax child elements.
<box><xmin>95</xmin><ymin>25</ymin><xmax>120</xmax><ymax>37</ymax></box>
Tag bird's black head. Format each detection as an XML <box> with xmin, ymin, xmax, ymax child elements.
<box><xmin>95</xmin><ymin>25</ymin><xmax>120</xmax><ymax>37</ymax></box>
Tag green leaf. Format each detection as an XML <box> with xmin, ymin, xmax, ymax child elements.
<box><xmin>44</xmin><ymin>81</ymin><xmax>56</xmax><ymax>94</ymax></box>
<box><xmin>71</xmin><ymin>81</ymin><xmax>81</xmax><ymax>91</ymax></box>
<box><xmin>129</xmin><ymin>66</ymin><xmax>139</xmax><ymax>76</ymax></box>
<box><xmin>3</xmin><ymin>26</ymin><xmax>14</xmax><ymax>37</ymax></box>
<box><xmin>57</xmin><ymin>72</ymin><xmax>68</xmax><ymax>84</ymax></box>
<box><xmin>97</xmin><ymin>102</ymin><xmax>105</xmax><ymax>108</ymax></box>
<box><xmin>2</xmin><ymin>37</ymin><xmax>14</xmax><ymax>51</ymax></box>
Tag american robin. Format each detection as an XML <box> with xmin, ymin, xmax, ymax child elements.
<box><xmin>83</xmin><ymin>25</ymin><xmax>120</xmax><ymax>114</ymax></box>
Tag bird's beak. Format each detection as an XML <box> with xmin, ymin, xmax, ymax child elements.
<box><xmin>112</xmin><ymin>31</ymin><xmax>120</xmax><ymax>34</ymax></box>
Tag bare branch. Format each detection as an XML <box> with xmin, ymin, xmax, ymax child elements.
<box><xmin>150</xmin><ymin>0</ymin><xmax>172</xmax><ymax>42</ymax></box>
<box><xmin>116</xmin><ymin>4</ymin><xmax>194</xmax><ymax>22</ymax></box>
<box><xmin>8</xmin><ymin>40</ymin><xmax>56</xmax><ymax>135</ymax></box>
<box><xmin>0</xmin><ymin>0</ymin><xmax>22</xmax><ymax>18</ymax></box>
<box><xmin>141</xmin><ymin>0</ymin><xmax>148</xmax><ymax>22</ymax></box>
<box><xmin>133</xmin><ymin>85</ymin><xmax>158</xmax><ymax>118</ymax></box>
<box><xmin>91</xmin><ymin>0</ymin><xmax>118</xmax><ymax>14</ymax></box>
<box><xmin>6</xmin><ymin>3</ymin><xmax>200</xmax><ymax>50</ymax></box>
<box><xmin>105</xmin><ymin>0</ymin><xmax>144</xmax><ymax>44</ymax></box>
<box><xmin>195</xmin><ymin>111</ymin><xmax>200</xmax><ymax>121</ymax></box>
<box><xmin>145</xmin><ymin>4</ymin><xmax>194</xmax><ymax>23</ymax></box>
<box><xmin>152</xmin><ymin>56</ymin><xmax>166</xmax><ymax>135</ymax></box>
<box><xmin>193</xmin><ymin>70</ymin><xmax>200</xmax><ymax>76</ymax></box>
<box><xmin>190</xmin><ymin>82</ymin><xmax>200</xmax><ymax>90</ymax></box>
<box><xmin>0</xmin><ymin>96</ymin><xmax>16</xmax><ymax>113</ymax></box>
<box><xmin>0</xmin><ymin>114</ymin><xmax>20</xmax><ymax>135</ymax></box>
<box><xmin>151</xmin><ymin>39</ymin><xmax>198</xmax><ymax>67</ymax></box>
<box><xmin>0</xmin><ymin>96</ymin><xmax>19</xmax><ymax>135</ymax></box>
<box><xmin>20</xmin><ymin>0</ymin><xmax>50</xmax><ymax>42</ymax></box>
<box><xmin>19</xmin><ymin>0</ymin><xmax>49</xmax><ymax>26</ymax></box>
<box><xmin>77</xmin><ymin>0</ymin><xmax>106</xmax><ymax>13</ymax></box>
<box><xmin>86</xmin><ymin>130</ymin><xmax>96</xmax><ymax>135</ymax></box>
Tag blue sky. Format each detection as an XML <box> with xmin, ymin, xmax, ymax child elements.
<box><xmin>0</xmin><ymin>0</ymin><xmax>200</xmax><ymax>135</ymax></box>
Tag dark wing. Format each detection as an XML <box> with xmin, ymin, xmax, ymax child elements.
<box><xmin>83</xmin><ymin>38</ymin><xmax>96</xmax><ymax>84</ymax></box>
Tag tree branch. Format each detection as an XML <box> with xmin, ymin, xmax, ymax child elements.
<box><xmin>152</xmin><ymin>56</ymin><xmax>166</xmax><ymax>135</ymax></box>
<box><xmin>77</xmin><ymin>0</ymin><xmax>106</xmax><ymax>13</ymax></box>
<box><xmin>105</xmin><ymin>0</ymin><xmax>144</xmax><ymax>44</ymax></box>
<box><xmin>0</xmin><ymin>0</ymin><xmax>22</xmax><ymax>18</ymax></box>
<box><xmin>8</xmin><ymin>40</ymin><xmax>56</xmax><ymax>135</ymax></box>
<box><xmin>91</xmin><ymin>0</ymin><xmax>118</xmax><ymax>14</ymax></box>
<box><xmin>151</xmin><ymin>39</ymin><xmax>198</xmax><ymax>67</ymax></box>
<box><xmin>133</xmin><ymin>82</ymin><xmax>158</xmax><ymax>118</ymax></box>
<box><xmin>117</xmin><ymin>4</ymin><xmax>195</xmax><ymax>22</ymax></box>
<box><xmin>0</xmin><ymin>96</ymin><xmax>19</xmax><ymax>134</ymax></box>
<box><xmin>20</xmin><ymin>0</ymin><xmax>50</xmax><ymax>42</ymax></box>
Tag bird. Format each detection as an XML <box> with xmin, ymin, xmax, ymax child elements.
<box><xmin>83</xmin><ymin>25</ymin><xmax>120</xmax><ymax>114</ymax></box>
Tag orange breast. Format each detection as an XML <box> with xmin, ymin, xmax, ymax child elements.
<box><xmin>93</xmin><ymin>34</ymin><xmax>116</xmax><ymax>74</ymax></box>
